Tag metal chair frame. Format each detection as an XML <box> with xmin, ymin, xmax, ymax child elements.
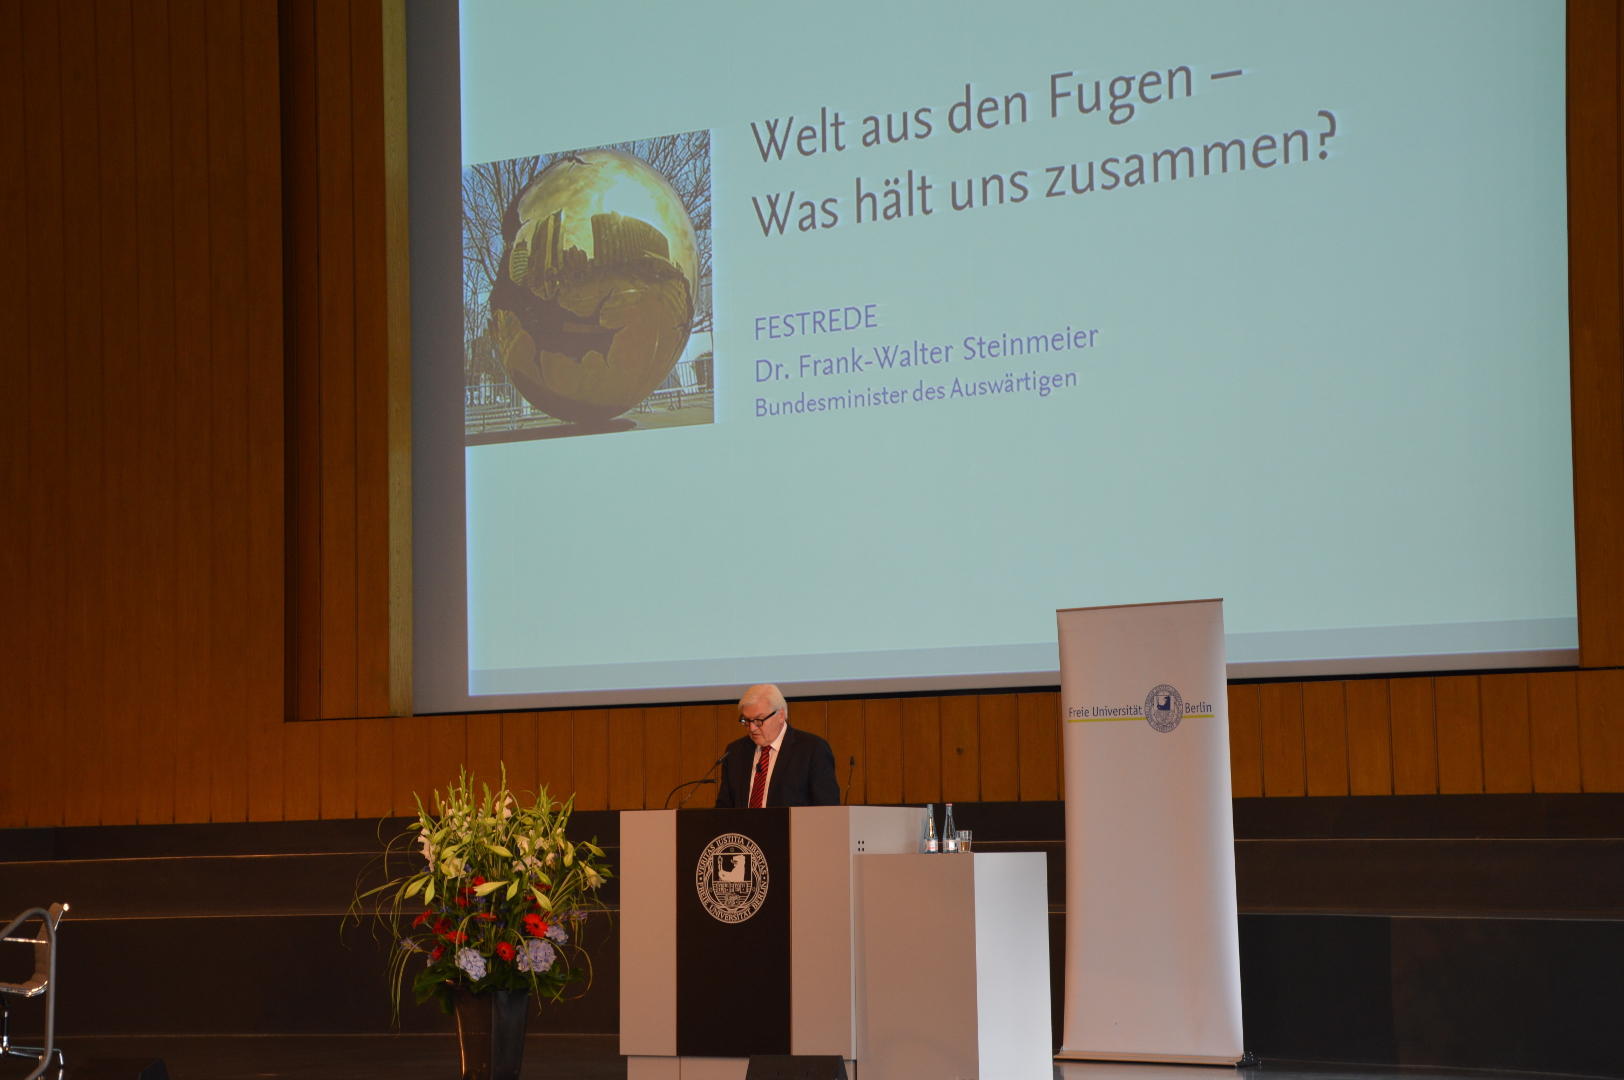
<box><xmin>0</xmin><ymin>902</ymin><xmax>68</xmax><ymax>1079</ymax></box>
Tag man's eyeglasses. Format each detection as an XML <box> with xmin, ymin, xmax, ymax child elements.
<box><xmin>738</xmin><ymin>708</ymin><xmax>780</xmax><ymax>727</ymax></box>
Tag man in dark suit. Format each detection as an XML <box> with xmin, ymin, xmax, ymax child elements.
<box><xmin>713</xmin><ymin>684</ymin><xmax>840</xmax><ymax>807</ymax></box>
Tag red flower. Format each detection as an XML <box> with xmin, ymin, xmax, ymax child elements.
<box><xmin>475</xmin><ymin>911</ymin><xmax>497</xmax><ymax>922</ymax></box>
<box><xmin>523</xmin><ymin>913</ymin><xmax>549</xmax><ymax>938</ymax></box>
<box><xmin>472</xmin><ymin>875</ymin><xmax>486</xmax><ymax>887</ymax></box>
<box><xmin>434</xmin><ymin>918</ymin><xmax>452</xmax><ymax>936</ymax></box>
<box><xmin>495</xmin><ymin>941</ymin><xmax>516</xmax><ymax>962</ymax></box>
<box><xmin>412</xmin><ymin>910</ymin><xmax>431</xmax><ymax>928</ymax></box>
<box><xmin>455</xmin><ymin>894</ymin><xmax>469</xmax><ymax>908</ymax></box>
<box><xmin>447</xmin><ymin>930</ymin><xmax>467</xmax><ymax>945</ymax></box>
<box><xmin>430</xmin><ymin>945</ymin><xmax>445</xmax><ymax>962</ymax></box>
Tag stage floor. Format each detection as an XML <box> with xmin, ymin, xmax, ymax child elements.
<box><xmin>0</xmin><ymin>1038</ymin><xmax>1605</xmax><ymax>1080</ymax></box>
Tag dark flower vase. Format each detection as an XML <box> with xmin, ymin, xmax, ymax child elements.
<box><xmin>452</xmin><ymin>988</ymin><xmax>529</xmax><ymax>1080</ymax></box>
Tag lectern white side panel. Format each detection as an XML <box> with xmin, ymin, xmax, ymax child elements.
<box><xmin>627</xmin><ymin>1057</ymin><xmax>680</xmax><ymax>1080</ymax></box>
<box><xmin>791</xmin><ymin>805</ymin><xmax>921</xmax><ymax>1057</ymax></box>
<box><xmin>973</xmin><ymin>853</ymin><xmax>1053</xmax><ymax>1079</ymax></box>
<box><xmin>620</xmin><ymin>810</ymin><xmax>677</xmax><ymax>1055</ymax></box>
<box><xmin>857</xmin><ymin>852</ymin><xmax>1050</xmax><ymax>1080</ymax></box>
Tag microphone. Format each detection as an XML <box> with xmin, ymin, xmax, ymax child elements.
<box><xmin>842</xmin><ymin>755</ymin><xmax>857</xmax><ymax>805</ymax></box>
<box><xmin>665</xmin><ymin>754</ymin><xmax>729</xmax><ymax>809</ymax></box>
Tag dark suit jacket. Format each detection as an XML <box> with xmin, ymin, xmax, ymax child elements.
<box><xmin>713</xmin><ymin>725</ymin><xmax>840</xmax><ymax>808</ymax></box>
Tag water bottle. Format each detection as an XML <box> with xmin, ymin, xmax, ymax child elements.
<box><xmin>942</xmin><ymin>802</ymin><xmax>959</xmax><ymax>853</ymax></box>
<box><xmin>919</xmin><ymin>803</ymin><xmax>939</xmax><ymax>854</ymax></box>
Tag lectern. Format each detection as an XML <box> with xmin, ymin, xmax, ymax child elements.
<box><xmin>620</xmin><ymin>808</ymin><xmax>1050</xmax><ymax>1079</ymax></box>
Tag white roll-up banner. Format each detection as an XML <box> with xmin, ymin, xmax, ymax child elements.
<box><xmin>1056</xmin><ymin>599</ymin><xmax>1243</xmax><ymax>1064</ymax></box>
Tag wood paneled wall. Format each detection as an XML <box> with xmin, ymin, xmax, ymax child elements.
<box><xmin>0</xmin><ymin>1</ymin><xmax>1620</xmax><ymax>829</ymax></box>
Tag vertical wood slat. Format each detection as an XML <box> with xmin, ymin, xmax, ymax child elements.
<box><xmin>390</xmin><ymin>715</ymin><xmax>431</xmax><ymax>814</ymax></box>
<box><xmin>20</xmin><ymin>0</ymin><xmax>68</xmax><ymax>828</ymax></box>
<box><xmin>1529</xmin><ymin>670</ymin><xmax>1582</xmax><ymax>792</ymax></box>
<box><xmin>131</xmin><ymin>0</ymin><xmax>179</xmax><ymax>826</ymax></box>
<box><xmin>1390</xmin><ymin>676</ymin><xmax>1439</xmax><ymax>794</ymax></box>
<box><xmin>501</xmin><ymin>712</ymin><xmax>541</xmax><ymax>799</ymax></box>
<box><xmin>940</xmin><ymin>695</ymin><xmax>980</xmax><ymax>803</ymax></box>
<box><xmin>381</xmin><ymin>0</ymin><xmax>413</xmax><ymax>715</ymax></box>
<box><xmin>169</xmin><ymin>0</ymin><xmax>214</xmax><ymax>824</ymax></box>
<box><xmin>605</xmin><ymin>708</ymin><xmax>644</xmax><ymax>810</ymax></box>
<box><xmin>313</xmin><ymin>0</ymin><xmax>358</xmax><ymax>720</ymax></box>
<box><xmin>319</xmin><ymin>719</ymin><xmax>359</xmax><ymax>819</ymax></box>
<box><xmin>1480</xmin><ymin>673</ymin><xmax>1533</xmax><ymax>794</ymax></box>
<box><xmin>281</xmin><ymin>0</ymin><xmax>322</xmax><ymax>723</ymax></box>
<box><xmin>0</xmin><ymin>0</ymin><xmax>27</xmax><ymax>827</ymax></box>
<box><xmin>1016</xmin><ymin>692</ymin><xmax>1060</xmax><ymax>801</ymax></box>
<box><xmin>354</xmin><ymin>715</ymin><xmax>394</xmax><ymax>817</ymax></box>
<box><xmin>284</xmin><ymin>720</ymin><xmax>321</xmax><ymax>821</ymax></box>
<box><xmin>826</xmin><ymin>699</ymin><xmax>866</xmax><ymax>807</ymax></box>
<box><xmin>863</xmin><ymin>698</ymin><xmax>904</xmax><ymax>805</ymax></box>
<box><xmin>1570</xmin><ymin>0</ymin><xmax>1624</xmax><ymax>668</ymax></box>
<box><xmin>1259</xmin><ymin>683</ymin><xmax>1306</xmax><ymax>797</ymax></box>
<box><xmin>572</xmin><ymin>710</ymin><xmax>610</xmax><ymax>810</ymax></box>
<box><xmin>1578</xmin><ymin>669</ymin><xmax>1624</xmax><ymax>791</ymax></box>
<box><xmin>1435</xmin><ymin>675</ymin><xmax>1484</xmax><ymax>794</ymax></box>
<box><xmin>349</xmin><ymin>0</ymin><xmax>401</xmax><ymax>717</ymax></box>
<box><xmin>464</xmin><ymin>712</ymin><xmax>503</xmax><ymax>785</ymax></box>
<box><xmin>205</xmin><ymin>0</ymin><xmax>251</xmax><ymax>823</ymax></box>
<box><xmin>1227</xmin><ymin>684</ymin><xmax>1263</xmax><ymax>798</ymax></box>
<box><xmin>1302</xmin><ymin>681</ymin><xmax>1350</xmax><ymax>797</ymax></box>
<box><xmin>641</xmin><ymin>705</ymin><xmax>681</xmax><ymax>811</ymax></box>
<box><xmin>978</xmin><ymin>694</ymin><xmax>1019</xmax><ymax>802</ymax></box>
<box><xmin>677</xmin><ymin>705</ymin><xmax>720</xmax><ymax>805</ymax></box>
<box><xmin>242</xmin><ymin>0</ymin><xmax>287</xmax><ymax>821</ymax></box>
<box><xmin>901</xmin><ymin>697</ymin><xmax>942</xmax><ymax>804</ymax></box>
<box><xmin>424</xmin><ymin>714</ymin><xmax>467</xmax><ymax>798</ymax></box>
<box><xmin>536</xmin><ymin>712</ymin><xmax>574</xmax><ymax>806</ymax></box>
<box><xmin>1344</xmin><ymin>678</ymin><xmax>1393</xmax><ymax>796</ymax></box>
<box><xmin>59</xmin><ymin>0</ymin><xmax>107</xmax><ymax>827</ymax></box>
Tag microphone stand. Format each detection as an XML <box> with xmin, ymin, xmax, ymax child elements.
<box><xmin>664</xmin><ymin>754</ymin><xmax>729</xmax><ymax>809</ymax></box>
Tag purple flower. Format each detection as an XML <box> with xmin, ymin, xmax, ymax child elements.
<box><xmin>455</xmin><ymin>948</ymin><xmax>487</xmax><ymax>980</ymax></box>
<box><xmin>544</xmin><ymin>922</ymin><xmax>569</xmax><ymax>945</ymax></box>
<box><xmin>517</xmin><ymin>938</ymin><xmax>556</xmax><ymax>973</ymax></box>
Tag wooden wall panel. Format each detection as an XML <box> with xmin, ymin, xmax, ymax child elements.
<box><xmin>642</xmin><ymin>706</ymin><xmax>681</xmax><ymax>811</ymax></box>
<box><xmin>130</xmin><ymin>0</ymin><xmax>179</xmax><ymax>826</ymax></box>
<box><xmin>1570</xmin><ymin>0</ymin><xmax>1624</xmax><ymax>668</ymax></box>
<box><xmin>284</xmin><ymin>719</ymin><xmax>321</xmax><ymax>822</ymax></box>
<box><xmin>1529</xmin><ymin>670</ymin><xmax>1582</xmax><ymax>792</ymax></box>
<box><xmin>501</xmin><ymin>712</ymin><xmax>541</xmax><ymax>799</ymax></box>
<box><xmin>60</xmin><ymin>0</ymin><xmax>107</xmax><ymax>829</ymax></box>
<box><xmin>536</xmin><ymin>712</ymin><xmax>575</xmax><ymax>805</ymax></box>
<box><xmin>1302</xmin><ymin>681</ymin><xmax>1349</xmax><ymax>797</ymax></box>
<box><xmin>1435</xmin><ymin>676</ymin><xmax>1484</xmax><ymax>795</ymax></box>
<box><xmin>1016</xmin><ymin>692</ymin><xmax>1060</xmax><ymax>801</ymax></box>
<box><xmin>901</xmin><ymin>697</ymin><xmax>942</xmax><ymax>804</ymax></box>
<box><xmin>1390</xmin><ymin>677</ymin><xmax>1438</xmax><ymax>795</ymax></box>
<box><xmin>242</xmin><ymin>0</ymin><xmax>287</xmax><ymax>819</ymax></box>
<box><xmin>826</xmin><ymin>699</ymin><xmax>866</xmax><ymax>806</ymax></box>
<box><xmin>572</xmin><ymin>711</ymin><xmax>609</xmax><ymax>811</ymax></box>
<box><xmin>390</xmin><ymin>714</ymin><xmax>431</xmax><ymax>815</ymax></box>
<box><xmin>1480</xmin><ymin>673</ymin><xmax>1533</xmax><ymax>794</ymax></box>
<box><xmin>1344</xmin><ymin>678</ymin><xmax>1393</xmax><ymax>796</ymax></box>
<box><xmin>464</xmin><ymin>712</ymin><xmax>503</xmax><ymax>786</ymax></box>
<box><xmin>978</xmin><ymin>693</ymin><xmax>1019</xmax><ymax>801</ymax></box>
<box><xmin>319</xmin><ymin>719</ymin><xmax>359</xmax><ymax>819</ymax></box>
<box><xmin>1227</xmin><ymin>683</ymin><xmax>1263</xmax><ymax>798</ymax></box>
<box><xmin>20</xmin><ymin>0</ymin><xmax>68</xmax><ymax>828</ymax></box>
<box><xmin>423</xmin><ymin>714</ymin><xmax>467</xmax><ymax>804</ymax></box>
<box><xmin>940</xmin><ymin>695</ymin><xmax>980</xmax><ymax>803</ymax></box>
<box><xmin>1577</xmin><ymin>669</ymin><xmax>1624</xmax><ymax>791</ymax></box>
<box><xmin>677</xmin><ymin>705</ymin><xmax>720</xmax><ymax>806</ymax></box>
<box><xmin>354</xmin><ymin>716</ymin><xmax>394</xmax><ymax>818</ymax></box>
<box><xmin>0</xmin><ymin>0</ymin><xmax>25</xmax><ymax>829</ymax></box>
<box><xmin>606</xmin><ymin>708</ymin><xmax>645</xmax><ymax>811</ymax></box>
<box><xmin>1259</xmin><ymin>683</ymin><xmax>1306</xmax><ymax>797</ymax></box>
<box><xmin>205</xmin><ymin>0</ymin><xmax>252</xmax><ymax>824</ymax></box>
<box><xmin>863</xmin><ymin>698</ymin><xmax>904</xmax><ymax>805</ymax></box>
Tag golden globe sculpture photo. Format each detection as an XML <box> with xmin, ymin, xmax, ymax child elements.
<box><xmin>489</xmin><ymin>149</ymin><xmax>699</xmax><ymax>428</ymax></box>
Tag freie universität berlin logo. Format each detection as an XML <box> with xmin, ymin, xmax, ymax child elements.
<box><xmin>1144</xmin><ymin>683</ymin><xmax>1185</xmax><ymax>733</ymax></box>
<box><xmin>695</xmin><ymin>832</ymin><xmax>769</xmax><ymax>924</ymax></box>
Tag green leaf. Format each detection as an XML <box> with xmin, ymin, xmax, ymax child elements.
<box><xmin>506</xmin><ymin>880</ymin><xmax>519</xmax><ymax>900</ymax></box>
<box><xmin>473</xmin><ymin>879</ymin><xmax>507</xmax><ymax>897</ymax></box>
<box><xmin>532</xmin><ymin>890</ymin><xmax>554</xmax><ymax>911</ymax></box>
<box><xmin>424</xmin><ymin>879</ymin><xmax>436</xmax><ymax>904</ymax></box>
<box><xmin>404</xmin><ymin>877</ymin><xmax>426</xmax><ymax>899</ymax></box>
<box><xmin>488</xmin><ymin>844</ymin><xmax>513</xmax><ymax>858</ymax></box>
<box><xmin>582</xmin><ymin>841</ymin><xmax>605</xmax><ymax>857</ymax></box>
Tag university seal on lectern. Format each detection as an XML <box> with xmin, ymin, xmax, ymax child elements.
<box><xmin>695</xmin><ymin>832</ymin><xmax>770</xmax><ymax>924</ymax></box>
<box><xmin>1144</xmin><ymin>683</ymin><xmax>1185</xmax><ymax>733</ymax></box>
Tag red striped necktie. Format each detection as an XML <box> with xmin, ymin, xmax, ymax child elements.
<box><xmin>749</xmin><ymin>745</ymin><xmax>772</xmax><ymax>808</ymax></box>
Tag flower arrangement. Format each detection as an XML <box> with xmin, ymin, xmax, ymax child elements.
<box><xmin>352</xmin><ymin>770</ymin><xmax>613</xmax><ymax>1014</ymax></box>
